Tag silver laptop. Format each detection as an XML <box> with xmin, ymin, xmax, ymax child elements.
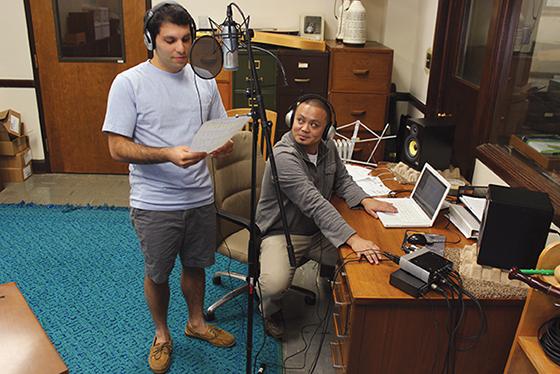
<box><xmin>376</xmin><ymin>163</ymin><xmax>451</xmax><ymax>228</ymax></box>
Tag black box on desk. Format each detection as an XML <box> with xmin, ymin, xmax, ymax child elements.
<box><xmin>477</xmin><ymin>184</ymin><xmax>554</xmax><ymax>270</ymax></box>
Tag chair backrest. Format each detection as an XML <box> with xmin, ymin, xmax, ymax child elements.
<box><xmin>206</xmin><ymin>131</ymin><xmax>266</xmax><ymax>245</ymax></box>
<box><xmin>226</xmin><ymin>108</ymin><xmax>277</xmax><ymax>160</ymax></box>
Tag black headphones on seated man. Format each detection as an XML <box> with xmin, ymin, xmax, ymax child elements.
<box><xmin>285</xmin><ymin>94</ymin><xmax>338</xmax><ymax>141</ymax></box>
<box><xmin>143</xmin><ymin>1</ymin><xmax>196</xmax><ymax>51</ymax></box>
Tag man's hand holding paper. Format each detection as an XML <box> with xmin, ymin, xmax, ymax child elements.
<box><xmin>189</xmin><ymin>116</ymin><xmax>250</xmax><ymax>153</ymax></box>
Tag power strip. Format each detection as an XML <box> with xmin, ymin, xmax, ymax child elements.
<box><xmin>399</xmin><ymin>247</ymin><xmax>453</xmax><ymax>283</ymax></box>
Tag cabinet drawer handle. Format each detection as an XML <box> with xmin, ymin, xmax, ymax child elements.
<box><xmin>334</xmin><ymin>301</ymin><xmax>348</xmax><ymax>307</ymax></box>
<box><xmin>353</xmin><ymin>69</ymin><xmax>369</xmax><ymax>75</ymax></box>
<box><xmin>246</xmin><ymin>77</ymin><xmax>263</xmax><ymax>82</ymax></box>
<box><xmin>294</xmin><ymin>78</ymin><xmax>311</xmax><ymax>83</ymax></box>
<box><xmin>351</xmin><ymin>110</ymin><xmax>366</xmax><ymax>116</ymax></box>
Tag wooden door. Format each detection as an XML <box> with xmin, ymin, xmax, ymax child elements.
<box><xmin>427</xmin><ymin>0</ymin><xmax>497</xmax><ymax>179</ymax></box>
<box><xmin>29</xmin><ymin>0</ymin><xmax>147</xmax><ymax>174</ymax></box>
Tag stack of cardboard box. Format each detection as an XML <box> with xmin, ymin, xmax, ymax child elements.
<box><xmin>0</xmin><ymin>109</ymin><xmax>33</xmax><ymax>182</ymax></box>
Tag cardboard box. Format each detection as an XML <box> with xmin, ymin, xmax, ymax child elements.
<box><xmin>0</xmin><ymin>147</ymin><xmax>32</xmax><ymax>169</ymax></box>
<box><xmin>66</xmin><ymin>32</ymin><xmax>86</xmax><ymax>45</ymax></box>
<box><xmin>0</xmin><ymin>135</ymin><xmax>29</xmax><ymax>156</ymax></box>
<box><xmin>0</xmin><ymin>164</ymin><xmax>32</xmax><ymax>182</ymax></box>
<box><xmin>0</xmin><ymin>109</ymin><xmax>22</xmax><ymax>139</ymax></box>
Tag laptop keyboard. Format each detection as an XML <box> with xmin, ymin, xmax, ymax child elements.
<box><xmin>391</xmin><ymin>201</ymin><xmax>419</xmax><ymax>223</ymax></box>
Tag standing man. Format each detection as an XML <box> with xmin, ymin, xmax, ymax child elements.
<box><xmin>102</xmin><ymin>2</ymin><xmax>234</xmax><ymax>373</ymax></box>
<box><xmin>256</xmin><ymin>95</ymin><xmax>397</xmax><ymax>339</ymax></box>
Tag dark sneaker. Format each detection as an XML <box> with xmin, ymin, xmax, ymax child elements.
<box><xmin>185</xmin><ymin>322</ymin><xmax>236</xmax><ymax>348</ymax></box>
<box><xmin>264</xmin><ymin>310</ymin><xmax>286</xmax><ymax>339</ymax></box>
<box><xmin>149</xmin><ymin>337</ymin><xmax>173</xmax><ymax>374</ymax></box>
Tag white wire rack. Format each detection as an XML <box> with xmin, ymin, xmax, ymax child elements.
<box><xmin>335</xmin><ymin>120</ymin><xmax>396</xmax><ymax>167</ymax></box>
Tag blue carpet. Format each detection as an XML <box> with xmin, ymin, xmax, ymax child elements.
<box><xmin>0</xmin><ymin>202</ymin><xmax>281</xmax><ymax>373</ymax></box>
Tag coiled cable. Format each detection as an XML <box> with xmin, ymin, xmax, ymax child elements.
<box><xmin>538</xmin><ymin>316</ymin><xmax>560</xmax><ymax>365</ymax></box>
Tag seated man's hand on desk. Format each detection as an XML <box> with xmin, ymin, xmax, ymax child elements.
<box><xmin>346</xmin><ymin>234</ymin><xmax>383</xmax><ymax>265</ymax></box>
<box><xmin>361</xmin><ymin>197</ymin><xmax>398</xmax><ymax>219</ymax></box>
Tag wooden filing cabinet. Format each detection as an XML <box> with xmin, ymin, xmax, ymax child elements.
<box><xmin>232</xmin><ymin>49</ymin><xmax>277</xmax><ymax>111</ymax></box>
<box><xmin>216</xmin><ymin>69</ymin><xmax>232</xmax><ymax>111</ymax></box>
<box><xmin>327</xmin><ymin>40</ymin><xmax>393</xmax><ymax>163</ymax></box>
<box><xmin>276</xmin><ymin>48</ymin><xmax>329</xmax><ymax>142</ymax></box>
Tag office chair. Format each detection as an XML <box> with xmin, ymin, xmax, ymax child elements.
<box><xmin>204</xmin><ymin>131</ymin><xmax>316</xmax><ymax>321</ymax></box>
<box><xmin>226</xmin><ymin>108</ymin><xmax>277</xmax><ymax>160</ymax></box>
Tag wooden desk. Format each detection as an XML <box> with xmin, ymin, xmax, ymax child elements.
<box><xmin>330</xmin><ymin>166</ymin><xmax>525</xmax><ymax>374</ymax></box>
<box><xmin>0</xmin><ymin>282</ymin><xmax>68</xmax><ymax>374</ymax></box>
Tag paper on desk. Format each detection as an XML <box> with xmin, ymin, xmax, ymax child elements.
<box><xmin>344</xmin><ymin>164</ymin><xmax>392</xmax><ymax>196</ymax></box>
<box><xmin>459</xmin><ymin>195</ymin><xmax>486</xmax><ymax>222</ymax></box>
<box><xmin>189</xmin><ymin>116</ymin><xmax>251</xmax><ymax>153</ymax></box>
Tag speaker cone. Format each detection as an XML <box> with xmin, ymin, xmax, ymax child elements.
<box><xmin>408</xmin><ymin>139</ymin><xmax>418</xmax><ymax>157</ymax></box>
<box><xmin>404</xmin><ymin>134</ymin><xmax>419</xmax><ymax>164</ymax></box>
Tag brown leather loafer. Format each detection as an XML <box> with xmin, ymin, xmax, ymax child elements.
<box><xmin>184</xmin><ymin>322</ymin><xmax>236</xmax><ymax>348</ymax></box>
<box><xmin>264</xmin><ymin>310</ymin><xmax>286</xmax><ymax>339</ymax></box>
<box><xmin>149</xmin><ymin>337</ymin><xmax>173</xmax><ymax>374</ymax></box>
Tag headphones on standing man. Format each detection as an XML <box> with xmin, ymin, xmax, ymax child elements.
<box><xmin>285</xmin><ymin>94</ymin><xmax>337</xmax><ymax>141</ymax></box>
<box><xmin>143</xmin><ymin>1</ymin><xmax>196</xmax><ymax>51</ymax></box>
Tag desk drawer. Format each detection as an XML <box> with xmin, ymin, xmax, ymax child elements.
<box><xmin>329</xmin><ymin>51</ymin><xmax>392</xmax><ymax>93</ymax></box>
<box><xmin>330</xmin><ymin>339</ymin><xmax>347</xmax><ymax>374</ymax></box>
<box><xmin>333</xmin><ymin>274</ymin><xmax>352</xmax><ymax>336</ymax></box>
<box><xmin>278</xmin><ymin>50</ymin><xmax>328</xmax><ymax>95</ymax></box>
<box><xmin>329</xmin><ymin>92</ymin><xmax>389</xmax><ymax>131</ymax></box>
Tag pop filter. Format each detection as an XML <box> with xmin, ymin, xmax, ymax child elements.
<box><xmin>189</xmin><ymin>35</ymin><xmax>223</xmax><ymax>79</ymax></box>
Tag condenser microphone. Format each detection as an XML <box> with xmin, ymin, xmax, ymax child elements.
<box><xmin>222</xmin><ymin>5</ymin><xmax>239</xmax><ymax>71</ymax></box>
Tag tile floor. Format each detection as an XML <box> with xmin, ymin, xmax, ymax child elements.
<box><xmin>0</xmin><ymin>173</ymin><xmax>334</xmax><ymax>374</ymax></box>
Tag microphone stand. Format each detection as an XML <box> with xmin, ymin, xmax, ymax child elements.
<box><xmin>242</xmin><ymin>23</ymin><xmax>296</xmax><ymax>374</ymax></box>
<box><xmin>206</xmin><ymin>4</ymin><xmax>295</xmax><ymax>372</ymax></box>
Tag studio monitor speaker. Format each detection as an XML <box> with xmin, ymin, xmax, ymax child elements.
<box><xmin>397</xmin><ymin>117</ymin><xmax>455</xmax><ymax>170</ymax></box>
<box><xmin>477</xmin><ymin>184</ymin><xmax>554</xmax><ymax>270</ymax></box>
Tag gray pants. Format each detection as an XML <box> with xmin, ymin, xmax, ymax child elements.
<box><xmin>258</xmin><ymin>232</ymin><xmax>337</xmax><ymax>317</ymax></box>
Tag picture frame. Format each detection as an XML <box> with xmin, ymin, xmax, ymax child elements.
<box><xmin>299</xmin><ymin>14</ymin><xmax>324</xmax><ymax>41</ymax></box>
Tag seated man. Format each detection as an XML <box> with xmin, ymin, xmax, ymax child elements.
<box><xmin>255</xmin><ymin>94</ymin><xmax>397</xmax><ymax>338</ymax></box>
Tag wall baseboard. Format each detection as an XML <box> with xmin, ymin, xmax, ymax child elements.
<box><xmin>31</xmin><ymin>159</ymin><xmax>47</xmax><ymax>174</ymax></box>
<box><xmin>0</xmin><ymin>80</ymin><xmax>35</xmax><ymax>88</ymax></box>
<box><xmin>396</xmin><ymin>92</ymin><xmax>426</xmax><ymax>114</ymax></box>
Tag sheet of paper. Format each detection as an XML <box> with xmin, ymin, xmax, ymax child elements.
<box><xmin>459</xmin><ymin>195</ymin><xmax>486</xmax><ymax>222</ymax></box>
<box><xmin>344</xmin><ymin>164</ymin><xmax>392</xmax><ymax>196</ymax></box>
<box><xmin>189</xmin><ymin>116</ymin><xmax>251</xmax><ymax>153</ymax></box>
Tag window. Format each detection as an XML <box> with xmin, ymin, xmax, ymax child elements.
<box><xmin>52</xmin><ymin>0</ymin><xmax>125</xmax><ymax>62</ymax></box>
<box><xmin>491</xmin><ymin>1</ymin><xmax>560</xmax><ymax>145</ymax></box>
<box><xmin>456</xmin><ymin>0</ymin><xmax>493</xmax><ymax>86</ymax></box>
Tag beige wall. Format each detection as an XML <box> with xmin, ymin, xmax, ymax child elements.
<box><xmin>1</xmin><ymin>0</ymin><xmax>438</xmax><ymax>162</ymax></box>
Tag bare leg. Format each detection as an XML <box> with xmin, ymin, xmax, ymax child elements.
<box><xmin>145</xmin><ymin>275</ymin><xmax>171</xmax><ymax>343</ymax></box>
<box><xmin>181</xmin><ymin>266</ymin><xmax>208</xmax><ymax>334</ymax></box>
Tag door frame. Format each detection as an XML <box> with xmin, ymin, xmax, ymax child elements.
<box><xmin>23</xmin><ymin>0</ymin><xmax>49</xmax><ymax>173</ymax></box>
<box><xmin>425</xmin><ymin>0</ymin><xmax>522</xmax><ymax>179</ymax></box>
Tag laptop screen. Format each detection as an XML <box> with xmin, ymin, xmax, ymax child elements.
<box><xmin>412</xmin><ymin>167</ymin><xmax>448</xmax><ymax>219</ymax></box>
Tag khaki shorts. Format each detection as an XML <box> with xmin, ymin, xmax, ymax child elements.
<box><xmin>130</xmin><ymin>204</ymin><xmax>216</xmax><ymax>284</ymax></box>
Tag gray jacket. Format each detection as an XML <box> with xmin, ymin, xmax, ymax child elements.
<box><xmin>255</xmin><ymin>132</ymin><xmax>370</xmax><ymax>248</ymax></box>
